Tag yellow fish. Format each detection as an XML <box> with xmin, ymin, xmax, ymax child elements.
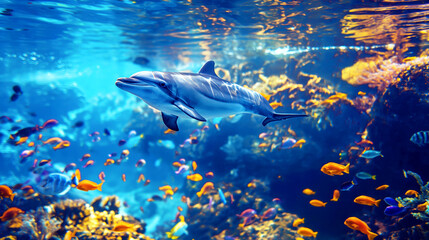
<box><xmin>292</xmin><ymin>218</ymin><xmax>304</xmax><ymax>227</ymax></box>
<box><xmin>302</xmin><ymin>188</ymin><xmax>315</xmax><ymax>195</ymax></box>
<box><xmin>309</xmin><ymin>199</ymin><xmax>327</xmax><ymax>207</ymax></box>
<box><xmin>354</xmin><ymin>195</ymin><xmax>381</xmax><ymax>207</ymax></box>
<box><xmin>166</xmin><ymin>215</ymin><xmax>188</xmax><ymax>239</ymax></box>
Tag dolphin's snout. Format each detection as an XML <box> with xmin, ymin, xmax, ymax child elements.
<box><xmin>116</xmin><ymin>77</ymin><xmax>139</xmax><ymax>84</ymax></box>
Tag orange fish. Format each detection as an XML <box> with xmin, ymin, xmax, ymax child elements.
<box><xmin>98</xmin><ymin>172</ymin><xmax>105</xmax><ymax>182</ymax></box>
<box><xmin>269</xmin><ymin>101</ymin><xmax>283</xmax><ymax>110</ymax></box>
<box><xmin>159</xmin><ymin>185</ymin><xmax>173</xmax><ymax>191</ymax></box>
<box><xmin>144</xmin><ymin>179</ymin><xmax>151</xmax><ymax>186</ymax></box>
<box><xmin>344</xmin><ymin>217</ymin><xmax>378</xmax><ymax>240</ymax></box>
<box><xmin>164</xmin><ymin>129</ymin><xmax>177</xmax><ymax>134</ymax></box>
<box><xmin>309</xmin><ymin>199</ymin><xmax>327</xmax><ymax>207</ymax></box>
<box><xmin>42</xmin><ymin>137</ymin><xmax>63</xmax><ymax>145</ymax></box>
<box><xmin>53</xmin><ymin>140</ymin><xmax>70</xmax><ymax>150</ymax></box>
<box><xmin>76</xmin><ymin>180</ymin><xmax>103</xmax><ymax>191</ymax></box>
<box><xmin>15</xmin><ymin>136</ymin><xmax>29</xmax><ymax>145</ymax></box>
<box><xmin>0</xmin><ymin>207</ymin><xmax>24</xmax><ymax>221</ymax></box>
<box><xmin>28</xmin><ymin>141</ymin><xmax>35</xmax><ymax>147</ymax></box>
<box><xmin>293</xmin><ymin>218</ymin><xmax>305</xmax><ymax>227</ymax></box>
<box><xmin>297</xmin><ymin>227</ymin><xmax>318</xmax><ymax>238</ymax></box>
<box><xmin>331</xmin><ymin>189</ymin><xmax>340</xmax><ymax>201</ymax></box>
<box><xmin>121</xmin><ymin>149</ymin><xmax>130</xmax><ymax>158</ymax></box>
<box><xmin>197</xmin><ymin>182</ymin><xmax>214</xmax><ymax>197</ymax></box>
<box><xmin>205</xmin><ymin>172</ymin><xmax>214</xmax><ymax>178</ymax></box>
<box><xmin>405</xmin><ymin>190</ymin><xmax>419</xmax><ymax>198</ymax></box>
<box><xmin>0</xmin><ymin>185</ymin><xmax>16</xmax><ymax>201</ymax></box>
<box><xmin>375</xmin><ymin>184</ymin><xmax>389</xmax><ymax>191</ymax></box>
<box><xmin>80</xmin><ymin>153</ymin><xmax>91</xmax><ymax>161</ymax></box>
<box><xmin>192</xmin><ymin>161</ymin><xmax>197</xmax><ymax>171</ymax></box>
<box><xmin>172</xmin><ymin>162</ymin><xmax>182</xmax><ymax>167</ymax></box>
<box><xmin>122</xmin><ymin>174</ymin><xmax>126</xmax><ymax>182</ymax></box>
<box><xmin>302</xmin><ymin>188</ymin><xmax>315</xmax><ymax>195</ymax></box>
<box><xmin>354</xmin><ymin>195</ymin><xmax>381</xmax><ymax>207</ymax></box>
<box><xmin>358</xmin><ymin>91</ymin><xmax>366</xmax><ymax>96</ymax></box>
<box><xmin>291</xmin><ymin>139</ymin><xmax>306</xmax><ymax>148</ymax></box>
<box><xmin>104</xmin><ymin>158</ymin><xmax>115</xmax><ymax>166</ymax></box>
<box><xmin>187</xmin><ymin>173</ymin><xmax>203</xmax><ymax>182</ymax></box>
<box><xmin>258</xmin><ymin>142</ymin><xmax>270</xmax><ymax>148</ymax></box>
<box><xmin>137</xmin><ymin>173</ymin><xmax>145</xmax><ymax>183</ymax></box>
<box><xmin>163</xmin><ymin>189</ymin><xmax>174</xmax><ymax>199</ymax></box>
<box><xmin>321</xmin><ymin>162</ymin><xmax>350</xmax><ymax>176</ymax></box>
<box><xmin>112</xmin><ymin>221</ymin><xmax>135</xmax><ymax>232</ymax></box>
<box><xmin>177</xmin><ymin>206</ymin><xmax>183</xmax><ymax>212</ymax></box>
<box><xmin>417</xmin><ymin>202</ymin><xmax>429</xmax><ymax>212</ymax></box>
<box><xmin>83</xmin><ymin>160</ymin><xmax>94</xmax><ymax>168</ymax></box>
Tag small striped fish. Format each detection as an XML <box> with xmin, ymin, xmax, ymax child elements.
<box><xmin>410</xmin><ymin>131</ymin><xmax>429</xmax><ymax>147</ymax></box>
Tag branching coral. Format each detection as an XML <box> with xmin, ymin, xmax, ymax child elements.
<box><xmin>396</xmin><ymin>171</ymin><xmax>429</xmax><ymax>221</ymax></box>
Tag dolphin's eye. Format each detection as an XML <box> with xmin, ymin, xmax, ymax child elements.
<box><xmin>160</xmin><ymin>82</ymin><xmax>166</xmax><ymax>87</ymax></box>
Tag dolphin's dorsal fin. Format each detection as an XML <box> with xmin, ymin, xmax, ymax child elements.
<box><xmin>198</xmin><ymin>61</ymin><xmax>219</xmax><ymax>78</ymax></box>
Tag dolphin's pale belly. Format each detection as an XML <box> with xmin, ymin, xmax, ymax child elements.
<box><xmin>193</xmin><ymin>92</ymin><xmax>246</xmax><ymax>118</ymax></box>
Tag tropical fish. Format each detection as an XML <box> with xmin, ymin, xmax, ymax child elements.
<box><xmin>53</xmin><ymin>140</ymin><xmax>70</xmax><ymax>150</ymax></box>
<box><xmin>15</xmin><ymin>136</ymin><xmax>28</xmax><ymax>145</ymax></box>
<box><xmin>116</xmin><ymin>61</ymin><xmax>307</xmax><ymax>131</ymax></box>
<box><xmin>0</xmin><ymin>185</ymin><xmax>16</xmax><ymax>201</ymax></box>
<box><xmin>118</xmin><ymin>139</ymin><xmax>126</xmax><ymax>146</ymax></box>
<box><xmin>104</xmin><ymin>158</ymin><xmax>115</xmax><ymax>166</ymax></box>
<box><xmin>410</xmin><ymin>131</ymin><xmax>429</xmax><ymax>147</ymax></box>
<box><xmin>237</xmin><ymin>209</ymin><xmax>257</xmax><ymax>218</ymax></box>
<box><xmin>331</xmin><ymin>189</ymin><xmax>340</xmax><ymax>201</ymax></box>
<box><xmin>384</xmin><ymin>206</ymin><xmax>408</xmax><ymax>216</ymax></box>
<box><xmin>354</xmin><ymin>195</ymin><xmax>381</xmax><ymax>207</ymax></box>
<box><xmin>375</xmin><ymin>184</ymin><xmax>389</xmax><ymax>191</ymax></box>
<box><xmin>112</xmin><ymin>221</ymin><xmax>135</xmax><ymax>232</ymax></box>
<box><xmin>310</xmin><ymin>199</ymin><xmax>327</xmax><ymax>207</ymax></box>
<box><xmin>344</xmin><ymin>217</ymin><xmax>378</xmax><ymax>240</ymax></box>
<box><xmin>417</xmin><ymin>202</ymin><xmax>429</xmax><ymax>212</ymax></box>
<box><xmin>360</xmin><ymin>150</ymin><xmax>383</xmax><ymax>159</ymax></box>
<box><xmin>80</xmin><ymin>153</ymin><xmax>91</xmax><ymax>161</ymax></box>
<box><xmin>122</xmin><ymin>174</ymin><xmax>126</xmax><ymax>182</ymax></box>
<box><xmin>76</xmin><ymin>180</ymin><xmax>103</xmax><ymax>191</ymax></box>
<box><xmin>321</xmin><ymin>162</ymin><xmax>350</xmax><ymax>176</ymax></box>
<box><xmin>302</xmin><ymin>188</ymin><xmax>316</xmax><ymax>195</ymax></box>
<box><xmin>280</xmin><ymin>137</ymin><xmax>296</xmax><ymax>149</ymax></box>
<box><xmin>83</xmin><ymin>160</ymin><xmax>94</xmax><ymax>168</ymax></box>
<box><xmin>205</xmin><ymin>172</ymin><xmax>214</xmax><ymax>178</ymax></box>
<box><xmin>272</xmin><ymin>198</ymin><xmax>281</xmax><ymax>204</ymax></box>
<box><xmin>20</xmin><ymin>149</ymin><xmax>35</xmax><ymax>159</ymax></box>
<box><xmin>158</xmin><ymin>140</ymin><xmax>175</xmax><ymax>149</ymax></box>
<box><xmin>192</xmin><ymin>161</ymin><xmax>197</xmax><ymax>171</ymax></box>
<box><xmin>405</xmin><ymin>190</ymin><xmax>419</xmax><ymax>197</ymax></box>
<box><xmin>293</xmin><ymin>218</ymin><xmax>304</xmax><ymax>227</ymax></box>
<box><xmin>39</xmin><ymin>159</ymin><xmax>52</xmax><ymax>166</ymax></box>
<box><xmin>104</xmin><ymin>128</ymin><xmax>111</xmax><ymax>136</ymax></box>
<box><xmin>186</xmin><ymin>173</ymin><xmax>203</xmax><ymax>182</ymax></box>
<box><xmin>166</xmin><ymin>215</ymin><xmax>188</xmax><ymax>239</ymax></box>
<box><xmin>40</xmin><ymin>119</ymin><xmax>58</xmax><ymax>129</ymax></box>
<box><xmin>135</xmin><ymin>159</ymin><xmax>146</xmax><ymax>167</ymax></box>
<box><xmin>218</xmin><ymin>188</ymin><xmax>227</xmax><ymax>204</ymax></box>
<box><xmin>64</xmin><ymin>229</ymin><xmax>76</xmax><ymax>240</ymax></box>
<box><xmin>356</xmin><ymin>172</ymin><xmax>376</xmax><ymax>180</ymax></box>
<box><xmin>297</xmin><ymin>227</ymin><xmax>318</xmax><ymax>238</ymax></box>
<box><xmin>72</xmin><ymin>121</ymin><xmax>84</xmax><ymax>128</ymax></box>
<box><xmin>98</xmin><ymin>172</ymin><xmax>105</xmax><ymax>182</ymax></box>
<box><xmin>0</xmin><ymin>207</ymin><xmax>25</xmax><ymax>221</ymax></box>
<box><xmin>62</xmin><ymin>163</ymin><xmax>76</xmax><ymax>173</ymax></box>
<box><xmin>291</xmin><ymin>139</ymin><xmax>306</xmax><ymax>149</ymax></box>
<box><xmin>340</xmin><ymin>178</ymin><xmax>358</xmax><ymax>191</ymax></box>
<box><xmin>196</xmin><ymin>182</ymin><xmax>214</xmax><ymax>197</ymax></box>
<box><xmin>260</xmin><ymin>208</ymin><xmax>277</xmax><ymax>221</ymax></box>
<box><xmin>384</xmin><ymin>197</ymin><xmax>400</xmax><ymax>206</ymax></box>
<box><xmin>37</xmin><ymin>173</ymin><xmax>72</xmax><ymax>195</ymax></box>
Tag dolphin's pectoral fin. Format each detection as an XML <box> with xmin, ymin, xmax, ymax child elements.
<box><xmin>162</xmin><ymin>112</ymin><xmax>179</xmax><ymax>131</ymax></box>
<box><xmin>198</xmin><ymin>60</ymin><xmax>219</xmax><ymax>78</ymax></box>
<box><xmin>174</xmin><ymin>101</ymin><xmax>206</xmax><ymax>122</ymax></box>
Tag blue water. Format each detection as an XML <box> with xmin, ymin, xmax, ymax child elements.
<box><xmin>1</xmin><ymin>1</ymin><xmax>429</xmax><ymax>239</ymax></box>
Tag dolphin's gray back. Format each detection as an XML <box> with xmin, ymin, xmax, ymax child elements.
<box><xmin>158</xmin><ymin>72</ymin><xmax>273</xmax><ymax>116</ymax></box>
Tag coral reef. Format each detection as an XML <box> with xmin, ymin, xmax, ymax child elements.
<box><xmin>0</xmin><ymin>198</ymin><xmax>152</xmax><ymax>240</ymax></box>
<box><xmin>396</xmin><ymin>171</ymin><xmax>429</xmax><ymax>221</ymax></box>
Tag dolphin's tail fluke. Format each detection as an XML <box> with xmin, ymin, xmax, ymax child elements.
<box><xmin>262</xmin><ymin>113</ymin><xmax>308</xmax><ymax>126</ymax></box>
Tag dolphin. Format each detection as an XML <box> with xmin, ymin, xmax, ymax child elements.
<box><xmin>115</xmin><ymin>61</ymin><xmax>307</xmax><ymax>131</ymax></box>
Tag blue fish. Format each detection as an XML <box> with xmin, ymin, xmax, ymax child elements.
<box><xmin>384</xmin><ymin>206</ymin><xmax>407</xmax><ymax>216</ymax></box>
<box><xmin>384</xmin><ymin>197</ymin><xmax>399</xmax><ymax>206</ymax></box>
<box><xmin>355</xmin><ymin>172</ymin><xmax>376</xmax><ymax>180</ymax></box>
<box><xmin>360</xmin><ymin>150</ymin><xmax>383</xmax><ymax>159</ymax></box>
<box><xmin>410</xmin><ymin>131</ymin><xmax>429</xmax><ymax>147</ymax></box>
<box><xmin>340</xmin><ymin>177</ymin><xmax>358</xmax><ymax>191</ymax></box>
<box><xmin>218</xmin><ymin>188</ymin><xmax>227</xmax><ymax>205</ymax></box>
<box><xmin>37</xmin><ymin>173</ymin><xmax>71</xmax><ymax>195</ymax></box>
<box><xmin>116</xmin><ymin>61</ymin><xmax>307</xmax><ymax>131</ymax></box>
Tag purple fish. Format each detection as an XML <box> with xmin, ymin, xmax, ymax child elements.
<box><xmin>237</xmin><ymin>209</ymin><xmax>257</xmax><ymax>218</ymax></box>
<box><xmin>384</xmin><ymin>206</ymin><xmax>407</xmax><ymax>216</ymax></box>
<box><xmin>260</xmin><ymin>207</ymin><xmax>277</xmax><ymax>221</ymax></box>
